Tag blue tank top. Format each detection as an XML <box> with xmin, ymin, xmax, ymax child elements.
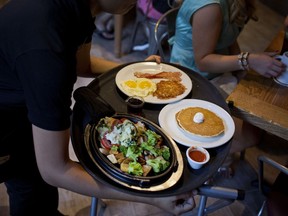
<box><xmin>170</xmin><ymin>0</ymin><xmax>239</xmax><ymax>79</ymax></box>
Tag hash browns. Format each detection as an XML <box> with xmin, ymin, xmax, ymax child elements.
<box><xmin>153</xmin><ymin>80</ymin><xmax>186</xmax><ymax>99</ymax></box>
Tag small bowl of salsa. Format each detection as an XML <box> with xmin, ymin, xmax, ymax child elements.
<box><xmin>186</xmin><ymin>146</ymin><xmax>210</xmax><ymax>169</ymax></box>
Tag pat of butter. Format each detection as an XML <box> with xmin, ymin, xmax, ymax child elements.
<box><xmin>193</xmin><ymin>112</ymin><xmax>204</xmax><ymax>123</ymax></box>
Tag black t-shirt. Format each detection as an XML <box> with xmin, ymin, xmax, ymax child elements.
<box><xmin>0</xmin><ymin>0</ymin><xmax>95</xmax><ymax>130</ymax></box>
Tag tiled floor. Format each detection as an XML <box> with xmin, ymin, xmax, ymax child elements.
<box><xmin>1</xmin><ymin>1</ymin><xmax>287</xmax><ymax>216</ymax></box>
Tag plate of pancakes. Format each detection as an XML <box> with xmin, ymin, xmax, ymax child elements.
<box><xmin>115</xmin><ymin>62</ymin><xmax>192</xmax><ymax>104</ymax></box>
<box><xmin>158</xmin><ymin>99</ymin><xmax>235</xmax><ymax>148</ymax></box>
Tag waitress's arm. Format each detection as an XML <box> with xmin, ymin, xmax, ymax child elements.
<box><xmin>76</xmin><ymin>42</ymin><xmax>120</xmax><ymax>77</ymax></box>
<box><xmin>75</xmin><ymin>42</ymin><xmax>162</xmax><ymax>77</ymax></box>
<box><xmin>32</xmin><ymin>125</ymin><xmax>196</xmax><ymax>216</ymax></box>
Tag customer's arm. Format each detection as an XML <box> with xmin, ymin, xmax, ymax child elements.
<box><xmin>192</xmin><ymin>4</ymin><xmax>285</xmax><ymax>78</ymax></box>
<box><xmin>192</xmin><ymin>4</ymin><xmax>240</xmax><ymax>73</ymax></box>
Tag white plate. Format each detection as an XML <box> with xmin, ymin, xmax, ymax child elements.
<box><xmin>273</xmin><ymin>77</ymin><xmax>288</xmax><ymax>87</ymax></box>
<box><xmin>158</xmin><ymin>99</ymin><xmax>235</xmax><ymax>148</ymax></box>
<box><xmin>115</xmin><ymin>62</ymin><xmax>192</xmax><ymax>104</ymax></box>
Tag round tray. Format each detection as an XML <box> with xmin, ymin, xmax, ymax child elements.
<box><xmin>71</xmin><ymin>62</ymin><xmax>231</xmax><ymax>197</ymax></box>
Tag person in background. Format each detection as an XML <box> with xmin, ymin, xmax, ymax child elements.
<box><xmin>0</xmin><ymin>0</ymin><xmax>195</xmax><ymax>215</ymax></box>
<box><xmin>170</xmin><ymin>0</ymin><xmax>287</xmax><ymax>177</ymax></box>
<box><xmin>285</xmin><ymin>15</ymin><xmax>288</xmax><ymax>41</ymax></box>
<box><xmin>285</xmin><ymin>15</ymin><xmax>288</xmax><ymax>28</ymax></box>
<box><xmin>281</xmin><ymin>15</ymin><xmax>288</xmax><ymax>53</ymax></box>
<box><xmin>94</xmin><ymin>12</ymin><xmax>115</xmax><ymax>40</ymax></box>
<box><xmin>133</xmin><ymin>0</ymin><xmax>182</xmax><ymax>51</ymax></box>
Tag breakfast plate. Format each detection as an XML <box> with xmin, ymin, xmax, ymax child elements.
<box><xmin>158</xmin><ymin>99</ymin><xmax>235</xmax><ymax>148</ymax></box>
<box><xmin>115</xmin><ymin>62</ymin><xmax>192</xmax><ymax>104</ymax></box>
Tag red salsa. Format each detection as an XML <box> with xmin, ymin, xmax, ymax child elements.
<box><xmin>189</xmin><ymin>150</ymin><xmax>206</xmax><ymax>162</ymax></box>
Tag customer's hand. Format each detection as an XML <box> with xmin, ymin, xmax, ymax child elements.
<box><xmin>145</xmin><ymin>55</ymin><xmax>161</xmax><ymax>64</ymax></box>
<box><xmin>249</xmin><ymin>52</ymin><xmax>286</xmax><ymax>78</ymax></box>
<box><xmin>148</xmin><ymin>190</ymin><xmax>196</xmax><ymax>216</ymax></box>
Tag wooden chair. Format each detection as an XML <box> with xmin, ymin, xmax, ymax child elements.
<box><xmin>257</xmin><ymin>155</ymin><xmax>288</xmax><ymax>216</ymax></box>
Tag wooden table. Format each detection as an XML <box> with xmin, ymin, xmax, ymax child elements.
<box><xmin>226</xmin><ymin>30</ymin><xmax>288</xmax><ymax>141</ymax></box>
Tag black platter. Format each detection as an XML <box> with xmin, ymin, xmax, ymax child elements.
<box><xmin>72</xmin><ymin>87</ymin><xmax>184</xmax><ymax>191</ymax></box>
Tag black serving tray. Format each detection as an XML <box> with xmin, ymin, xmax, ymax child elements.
<box><xmin>71</xmin><ymin>62</ymin><xmax>231</xmax><ymax>197</ymax></box>
<box><xmin>72</xmin><ymin>87</ymin><xmax>183</xmax><ymax>190</ymax></box>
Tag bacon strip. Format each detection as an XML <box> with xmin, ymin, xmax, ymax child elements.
<box><xmin>134</xmin><ymin>71</ymin><xmax>182</xmax><ymax>82</ymax></box>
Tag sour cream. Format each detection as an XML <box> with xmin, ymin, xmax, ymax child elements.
<box><xmin>193</xmin><ymin>112</ymin><xmax>204</xmax><ymax>123</ymax></box>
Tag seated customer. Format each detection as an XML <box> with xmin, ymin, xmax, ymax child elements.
<box><xmin>170</xmin><ymin>0</ymin><xmax>286</xmax><ymax>176</ymax></box>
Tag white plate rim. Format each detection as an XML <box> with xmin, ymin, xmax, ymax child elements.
<box><xmin>115</xmin><ymin>62</ymin><xmax>192</xmax><ymax>104</ymax></box>
<box><xmin>158</xmin><ymin>99</ymin><xmax>235</xmax><ymax>148</ymax></box>
<box><xmin>273</xmin><ymin>77</ymin><xmax>288</xmax><ymax>87</ymax></box>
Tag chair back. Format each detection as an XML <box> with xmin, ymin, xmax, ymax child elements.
<box><xmin>257</xmin><ymin>155</ymin><xmax>288</xmax><ymax>216</ymax></box>
<box><xmin>154</xmin><ymin>6</ymin><xmax>180</xmax><ymax>62</ymax></box>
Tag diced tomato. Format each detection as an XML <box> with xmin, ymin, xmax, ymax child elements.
<box><xmin>100</xmin><ymin>136</ymin><xmax>112</xmax><ymax>149</ymax></box>
<box><xmin>120</xmin><ymin>118</ymin><xmax>127</xmax><ymax>122</ymax></box>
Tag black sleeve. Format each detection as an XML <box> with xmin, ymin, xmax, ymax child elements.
<box><xmin>15</xmin><ymin>50</ymin><xmax>77</xmax><ymax>131</ymax></box>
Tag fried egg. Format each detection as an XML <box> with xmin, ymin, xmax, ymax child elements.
<box><xmin>121</xmin><ymin>78</ymin><xmax>157</xmax><ymax>97</ymax></box>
